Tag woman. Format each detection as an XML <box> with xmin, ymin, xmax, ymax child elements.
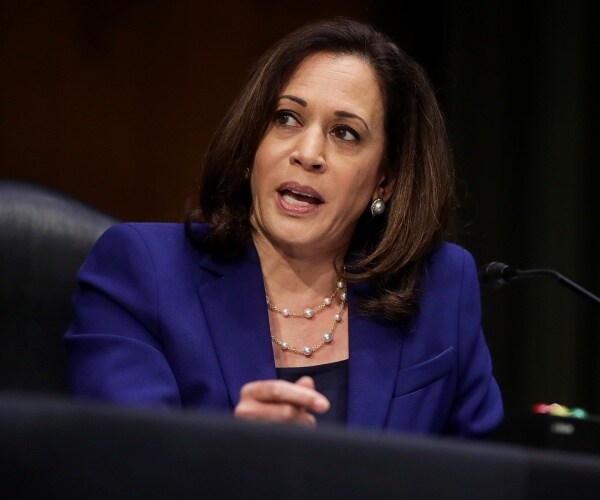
<box><xmin>64</xmin><ymin>18</ymin><xmax>503</xmax><ymax>436</ymax></box>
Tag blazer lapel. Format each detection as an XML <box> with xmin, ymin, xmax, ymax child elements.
<box><xmin>346</xmin><ymin>285</ymin><xmax>404</xmax><ymax>430</ymax></box>
<box><xmin>194</xmin><ymin>243</ymin><xmax>404</xmax><ymax>427</ymax></box>
<box><xmin>195</xmin><ymin>244</ymin><xmax>276</xmax><ymax>408</ymax></box>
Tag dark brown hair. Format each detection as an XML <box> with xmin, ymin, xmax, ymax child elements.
<box><xmin>185</xmin><ymin>17</ymin><xmax>456</xmax><ymax>322</ymax></box>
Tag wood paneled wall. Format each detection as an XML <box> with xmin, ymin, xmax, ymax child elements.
<box><xmin>0</xmin><ymin>1</ymin><xmax>371</xmax><ymax>221</ymax></box>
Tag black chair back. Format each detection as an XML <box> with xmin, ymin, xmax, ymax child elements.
<box><xmin>0</xmin><ymin>180</ymin><xmax>118</xmax><ymax>393</ymax></box>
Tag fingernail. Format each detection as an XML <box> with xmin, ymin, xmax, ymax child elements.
<box><xmin>314</xmin><ymin>396</ymin><xmax>330</xmax><ymax>412</ymax></box>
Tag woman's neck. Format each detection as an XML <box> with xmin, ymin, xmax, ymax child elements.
<box><xmin>252</xmin><ymin>232</ymin><xmax>344</xmax><ymax>304</ymax></box>
<box><xmin>253</xmin><ymin>232</ymin><xmax>350</xmax><ymax>368</ymax></box>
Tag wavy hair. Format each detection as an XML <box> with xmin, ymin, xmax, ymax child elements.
<box><xmin>185</xmin><ymin>17</ymin><xmax>457</xmax><ymax>322</ymax></box>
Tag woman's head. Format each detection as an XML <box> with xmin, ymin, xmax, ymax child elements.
<box><xmin>188</xmin><ymin>17</ymin><xmax>456</xmax><ymax>319</ymax></box>
<box><xmin>249</xmin><ymin>51</ymin><xmax>387</xmax><ymax>260</ymax></box>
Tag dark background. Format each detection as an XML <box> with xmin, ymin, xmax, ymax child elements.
<box><xmin>1</xmin><ymin>1</ymin><xmax>598</xmax><ymax>417</ymax></box>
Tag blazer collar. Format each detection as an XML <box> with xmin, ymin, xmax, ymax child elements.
<box><xmin>346</xmin><ymin>284</ymin><xmax>404</xmax><ymax>430</ymax></box>
<box><xmin>195</xmin><ymin>241</ymin><xmax>404</xmax><ymax>429</ymax></box>
<box><xmin>195</xmin><ymin>242</ymin><xmax>276</xmax><ymax>408</ymax></box>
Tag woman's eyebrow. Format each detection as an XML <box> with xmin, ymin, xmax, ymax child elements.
<box><xmin>334</xmin><ymin>110</ymin><xmax>369</xmax><ymax>131</ymax></box>
<box><xmin>278</xmin><ymin>95</ymin><xmax>369</xmax><ymax>131</ymax></box>
<box><xmin>278</xmin><ymin>94</ymin><xmax>306</xmax><ymax>106</ymax></box>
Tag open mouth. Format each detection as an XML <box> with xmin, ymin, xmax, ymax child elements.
<box><xmin>279</xmin><ymin>188</ymin><xmax>323</xmax><ymax>206</ymax></box>
<box><xmin>277</xmin><ymin>182</ymin><xmax>324</xmax><ymax>207</ymax></box>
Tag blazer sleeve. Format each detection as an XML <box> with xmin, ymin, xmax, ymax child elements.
<box><xmin>63</xmin><ymin>223</ymin><xmax>182</xmax><ymax>407</ymax></box>
<box><xmin>444</xmin><ymin>247</ymin><xmax>503</xmax><ymax>436</ymax></box>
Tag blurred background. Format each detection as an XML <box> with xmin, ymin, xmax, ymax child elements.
<box><xmin>1</xmin><ymin>0</ymin><xmax>598</xmax><ymax>417</ymax></box>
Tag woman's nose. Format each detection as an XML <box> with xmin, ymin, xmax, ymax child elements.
<box><xmin>289</xmin><ymin>128</ymin><xmax>326</xmax><ymax>171</ymax></box>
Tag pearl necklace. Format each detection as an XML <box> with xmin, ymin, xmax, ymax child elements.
<box><xmin>267</xmin><ymin>280</ymin><xmax>347</xmax><ymax>357</ymax></box>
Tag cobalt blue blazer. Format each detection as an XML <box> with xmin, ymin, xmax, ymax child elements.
<box><xmin>64</xmin><ymin>223</ymin><xmax>503</xmax><ymax>437</ymax></box>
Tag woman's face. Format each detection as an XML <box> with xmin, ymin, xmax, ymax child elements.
<box><xmin>249</xmin><ymin>51</ymin><xmax>386</xmax><ymax>259</ymax></box>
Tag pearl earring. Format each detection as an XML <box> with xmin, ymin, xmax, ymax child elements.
<box><xmin>244</xmin><ymin>168</ymin><xmax>250</xmax><ymax>180</ymax></box>
<box><xmin>370</xmin><ymin>198</ymin><xmax>386</xmax><ymax>216</ymax></box>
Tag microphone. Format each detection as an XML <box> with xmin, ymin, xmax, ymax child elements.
<box><xmin>479</xmin><ymin>262</ymin><xmax>518</xmax><ymax>288</ymax></box>
<box><xmin>479</xmin><ymin>261</ymin><xmax>600</xmax><ymax>306</ymax></box>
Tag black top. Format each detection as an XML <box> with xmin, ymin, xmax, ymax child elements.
<box><xmin>276</xmin><ymin>359</ymin><xmax>348</xmax><ymax>426</ymax></box>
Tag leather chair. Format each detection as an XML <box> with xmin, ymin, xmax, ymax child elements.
<box><xmin>0</xmin><ymin>180</ymin><xmax>119</xmax><ymax>393</ymax></box>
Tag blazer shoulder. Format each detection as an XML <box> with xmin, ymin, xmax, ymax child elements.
<box><xmin>98</xmin><ymin>221</ymin><xmax>205</xmax><ymax>242</ymax></box>
<box><xmin>93</xmin><ymin>222</ymin><xmax>209</xmax><ymax>255</ymax></box>
<box><xmin>422</xmin><ymin>241</ymin><xmax>480</xmax><ymax>290</ymax></box>
<box><xmin>94</xmin><ymin>222</ymin><xmax>257</xmax><ymax>280</ymax></box>
<box><xmin>81</xmin><ymin>222</ymin><xmax>215</xmax><ymax>279</ymax></box>
<box><xmin>428</xmin><ymin>241</ymin><xmax>475</xmax><ymax>267</ymax></box>
<box><xmin>429</xmin><ymin>241</ymin><xmax>475</xmax><ymax>264</ymax></box>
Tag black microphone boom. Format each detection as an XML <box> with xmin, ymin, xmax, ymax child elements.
<box><xmin>479</xmin><ymin>261</ymin><xmax>600</xmax><ymax>306</ymax></box>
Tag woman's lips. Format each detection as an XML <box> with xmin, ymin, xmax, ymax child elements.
<box><xmin>277</xmin><ymin>181</ymin><xmax>323</xmax><ymax>213</ymax></box>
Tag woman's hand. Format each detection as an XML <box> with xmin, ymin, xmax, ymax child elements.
<box><xmin>234</xmin><ymin>376</ymin><xmax>330</xmax><ymax>427</ymax></box>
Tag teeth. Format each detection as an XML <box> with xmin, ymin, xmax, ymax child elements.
<box><xmin>290</xmin><ymin>189</ymin><xmax>317</xmax><ymax>199</ymax></box>
<box><xmin>283</xmin><ymin>193</ymin><xmax>311</xmax><ymax>206</ymax></box>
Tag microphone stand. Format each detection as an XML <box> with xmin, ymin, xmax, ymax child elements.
<box><xmin>479</xmin><ymin>262</ymin><xmax>600</xmax><ymax>307</ymax></box>
<box><xmin>513</xmin><ymin>267</ymin><xmax>600</xmax><ymax>306</ymax></box>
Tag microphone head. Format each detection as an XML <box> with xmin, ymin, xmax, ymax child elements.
<box><xmin>479</xmin><ymin>261</ymin><xmax>516</xmax><ymax>288</ymax></box>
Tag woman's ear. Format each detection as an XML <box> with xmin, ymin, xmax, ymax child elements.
<box><xmin>374</xmin><ymin>170</ymin><xmax>392</xmax><ymax>202</ymax></box>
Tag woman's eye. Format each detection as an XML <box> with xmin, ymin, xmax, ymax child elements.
<box><xmin>274</xmin><ymin>111</ymin><xmax>300</xmax><ymax>127</ymax></box>
<box><xmin>332</xmin><ymin>125</ymin><xmax>360</xmax><ymax>142</ymax></box>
